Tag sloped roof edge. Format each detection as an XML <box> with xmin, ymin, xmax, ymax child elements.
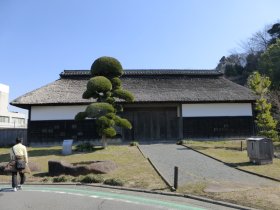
<box><xmin>60</xmin><ymin>69</ymin><xmax>223</xmax><ymax>78</ymax></box>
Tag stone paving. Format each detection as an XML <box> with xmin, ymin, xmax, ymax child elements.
<box><xmin>139</xmin><ymin>143</ymin><xmax>277</xmax><ymax>189</ymax></box>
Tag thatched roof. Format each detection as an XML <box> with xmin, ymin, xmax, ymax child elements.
<box><xmin>11</xmin><ymin>70</ymin><xmax>256</xmax><ymax>109</ymax></box>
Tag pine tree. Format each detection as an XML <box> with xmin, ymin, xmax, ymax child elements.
<box><xmin>247</xmin><ymin>72</ymin><xmax>278</xmax><ymax>141</ymax></box>
<box><xmin>75</xmin><ymin>57</ymin><xmax>134</xmax><ymax>148</ymax></box>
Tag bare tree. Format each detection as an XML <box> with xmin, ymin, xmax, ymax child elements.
<box><xmin>240</xmin><ymin>25</ymin><xmax>271</xmax><ymax>54</ymax></box>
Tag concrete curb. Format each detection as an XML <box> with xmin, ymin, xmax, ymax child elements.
<box><xmin>0</xmin><ymin>182</ymin><xmax>255</xmax><ymax>209</ymax></box>
<box><xmin>147</xmin><ymin>157</ymin><xmax>175</xmax><ymax>191</ymax></box>
<box><xmin>182</xmin><ymin>144</ymin><xmax>280</xmax><ymax>183</ymax></box>
<box><xmin>136</xmin><ymin>145</ymin><xmax>147</xmax><ymax>158</ymax></box>
<box><xmin>136</xmin><ymin>145</ymin><xmax>174</xmax><ymax>190</ymax></box>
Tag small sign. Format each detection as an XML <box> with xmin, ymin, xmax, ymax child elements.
<box><xmin>62</xmin><ymin>139</ymin><xmax>73</xmax><ymax>155</ymax></box>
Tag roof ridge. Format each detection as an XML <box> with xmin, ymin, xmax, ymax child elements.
<box><xmin>60</xmin><ymin>69</ymin><xmax>223</xmax><ymax>77</ymax></box>
<box><xmin>62</xmin><ymin>69</ymin><xmax>217</xmax><ymax>71</ymax></box>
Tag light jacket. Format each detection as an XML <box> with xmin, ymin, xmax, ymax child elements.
<box><xmin>10</xmin><ymin>143</ymin><xmax>28</xmax><ymax>163</ymax></box>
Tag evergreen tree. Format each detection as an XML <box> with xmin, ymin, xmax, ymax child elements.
<box><xmin>267</xmin><ymin>23</ymin><xmax>280</xmax><ymax>45</ymax></box>
<box><xmin>247</xmin><ymin>72</ymin><xmax>278</xmax><ymax>141</ymax></box>
<box><xmin>259</xmin><ymin>39</ymin><xmax>280</xmax><ymax>89</ymax></box>
<box><xmin>75</xmin><ymin>56</ymin><xmax>134</xmax><ymax>148</ymax></box>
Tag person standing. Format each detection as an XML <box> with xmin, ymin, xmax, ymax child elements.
<box><xmin>10</xmin><ymin>137</ymin><xmax>29</xmax><ymax>192</ymax></box>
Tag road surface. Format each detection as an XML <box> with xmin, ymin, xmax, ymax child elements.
<box><xmin>0</xmin><ymin>185</ymin><xmax>241</xmax><ymax>210</ymax></box>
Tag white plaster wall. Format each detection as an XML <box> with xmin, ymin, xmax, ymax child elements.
<box><xmin>31</xmin><ymin>105</ymin><xmax>88</xmax><ymax>121</ymax></box>
<box><xmin>0</xmin><ymin>83</ymin><xmax>9</xmax><ymax>114</ymax></box>
<box><xmin>0</xmin><ymin>83</ymin><xmax>27</xmax><ymax>128</ymax></box>
<box><xmin>182</xmin><ymin>103</ymin><xmax>252</xmax><ymax>117</ymax></box>
<box><xmin>0</xmin><ymin>84</ymin><xmax>9</xmax><ymax>93</ymax></box>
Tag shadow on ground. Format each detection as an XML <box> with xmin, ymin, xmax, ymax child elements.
<box><xmin>32</xmin><ymin>172</ymin><xmax>49</xmax><ymax>177</ymax></box>
<box><xmin>226</xmin><ymin>162</ymin><xmax>253</xmax><ymax>167</ymax></box>
<box><xmin>28</xmin><ymin>149</ymin><xmax>62</xmax><ymax>157</ymax></box>
<box><xmin>185</xmin><ymin>145</ymin><xmax>246</xmax><ymax>151</ymax></box>
<box><xmin>0</xmin><ymin>154</ymin><xmax>9</xmax><ymax>162</ymax></box>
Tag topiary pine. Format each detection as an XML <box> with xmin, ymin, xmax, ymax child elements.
<box><xmin>75</xmin><ymin>56</ymin><xmax>134</xmax><ymax>148</ymax></box>
<box><xmin>91</xmin><ymin>56</ymin><xmax>123</xmax><ymax>78</ymax></box>
<box><xmin>87</xmin><ymin>76</ymin><xmax>112</xmax><ymax>93</ymax></box>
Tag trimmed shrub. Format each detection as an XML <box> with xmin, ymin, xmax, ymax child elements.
<box><xmin>105</xmin><ymin>113</ymin><xmax>116</xmax><ymax>119</ymax></box>
<box><xmin>115</xmin><ymin>104</ymin><xmax>123</xmax><ymax>112</ymax></box>
<box><xmin>53</xmin><ymin>175</ymin><xmax>68</xmax><ymax>183</ymax></box>
<box><xmin>114</xmin><ymin>116</ymin><xmax>132</xmax><ymax>129</ymax></box>
<box><xmin>97</xmin><ymin>116</ymin><xmax>115</xmax><ymax>128</ymax></box>
<box><xmin>75</xmin><ymin>142</ymin><xmax>94</xmax><ymax>152</ymax></box>
<box><xmin>75</xmin><ymin>112</ymin><xmax>87</xmax><ymax>120</ymax></box>
<box><xmin>113</xmin><ymin>89</ymin><xmax>134</xmax><ymax>102</ymax></box>
<box><xmin>129</xmin><ymin>141</ymin><xmax>139</xmax><ymax>146</ymax></box>
<box><xmin>87</xmin><ymin>76</ymin><xmax>112</xmax><ymax>93</ymax></box>
<box><xmin>80</xmin><ymin>174</ymin><xmax>104</xmax><ymax>183</ymax></box>
<box><xmin>91</xmin><ymin>56</ymin><xmax>123</xmax><ymax>77</ymax></box>
<box><xmin>82</xmin><ymin>90</ymin><xmax>93</xmax><ymax>99</ymax></box>
<box><xmin>111</xmin><ymin>77</ymin><xmax>121</xmax><ymax>89</ymax></box>
<box><xmin>75</xmin><ymin>56</ymin><xmax>134</xmax><ymax>148</ymax></box>
<box><xmin>105</xmin><ymin>97</ymin><xmax>115</xmax><ymax>104</ymax></box>
<box><xmin>85</xmin><ymin>103</ymin><xmax>114</xmax><ymax>118</ymax></box>
<box><xmin>104</xmin><ymin>178</ymin><xmax>124</xmax><ymax>186</ymax></box>
<box><xmin>176</xmin><ymin>140</ymin><xmax>189</xmax><ymax>145</ymax></box>
<box><xmin>102</xmin><ymin>127</ymin><xmax>117</xmax><ymax>137</ymax></box>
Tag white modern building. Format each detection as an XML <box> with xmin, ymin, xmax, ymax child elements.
<box><xmin>0</xmin><ymin>83</ymin><xmax>27</xmax><ymax>128</ymax></box>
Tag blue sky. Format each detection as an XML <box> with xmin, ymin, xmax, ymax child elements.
<box><xmin>0</xmin><ymin>0</ymin><xmax>279</xmax><ymax>114</ymax></box>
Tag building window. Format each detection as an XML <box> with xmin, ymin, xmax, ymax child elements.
<box><xmin>0</xmin><ymin>116</ymin><xmax>9</xmax><ymax>123</ymax></box>
<box><xmin>11</xmin><ymin>117</ymin><xmax>25</xmax><ymax>125</ymax></box>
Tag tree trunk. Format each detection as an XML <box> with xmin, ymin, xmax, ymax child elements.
<box><xmin>102</xmin><ymin>134</ymin><xmax>107</xmax><ymax>148</ymax></box>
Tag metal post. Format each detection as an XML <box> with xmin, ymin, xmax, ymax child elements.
<box><xmin>241</xmin><ymin>141</ymin><xmax>243</xmax><ymax>151</ymax></box>
<box><xmin>174</xmin><ymin>166</ymin><xmax>178</xmax><ymax>190</ymax></box>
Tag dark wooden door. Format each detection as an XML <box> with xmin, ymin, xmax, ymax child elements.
<box><xmin>122</xmin><ymin>107</ymin><xmax>179</xmax><ymax>141</ymax></box>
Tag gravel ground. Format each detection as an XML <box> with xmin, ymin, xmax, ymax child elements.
<box><xmin>139</xmin><ymin>143</ymin><xmax>277</xmax><ymax>188</ymax></box>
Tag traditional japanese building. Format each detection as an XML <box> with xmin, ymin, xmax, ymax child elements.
<box><xmin>11</xmin><ymin>69</ymin><xmax>256</xmax><ymax>144</ymax></box>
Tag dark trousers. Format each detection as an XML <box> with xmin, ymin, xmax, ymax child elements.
<box><xmin>12</xmin><ymin>172</ymin><xmax>25</xmax><ymax>188</ymax></box>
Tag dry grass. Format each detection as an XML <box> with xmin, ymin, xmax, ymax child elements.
<box><xmin>178</xmin><ymin>181</ymin><xmax>280</xmax><ymax>210</ymax></box>
<box><xmin>0</xmin><ymin>145</ymin><xmax>167</xmax><ymax>190</ymax></box>
<box><xmin>183</xmin><ymin>140</ymin><xmax>280</xmax><ymax>180</ymax></box>
<box><xmin>178</xmin><ymin>140</ymin><xmax>280</xmax><ymax>209</ymax></box>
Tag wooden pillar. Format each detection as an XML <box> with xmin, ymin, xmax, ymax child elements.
<box><xmin>27</xmin><ymin>106</ymin><xmax>31</xmax><ymax>146</ymax></box>
<box><xmin>178</xmin><ymin>104</ymin><xmax>183</xmax><ymax>139</ymax></box>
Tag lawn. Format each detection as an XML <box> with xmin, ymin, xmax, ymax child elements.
<box><xmin>0</xmin><ymin>145</ymin><xmax>167</xmax><ymax>190</ymax></box>
<box><xmin>2</xmin><ymin>141</ymin><xmax>280</xmax><ymax>209</ymax></box>
<box><xmin>177</xmin><ymin>140</ymin><xmax>280</xmax><ymax>210</ymax></box>
<box><xmin>182</xmin><ymin>140</ymin><xmax>280</xmax><ymax>180</ymax></box>
<box><xmin>178</xmin><ymin>181</ymin><xmax>280</xmax><ymax>210</ymax></box>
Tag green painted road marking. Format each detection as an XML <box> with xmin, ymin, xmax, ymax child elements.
<box><xmin>1</xmin><ymin>185</ymin><xmax>207</xmax><ymax>210</ymax></box>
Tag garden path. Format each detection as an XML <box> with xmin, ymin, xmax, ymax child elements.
<box><xmin>139</xmin><ymin>143</ymin><xmax>278</xmax><ymax>191</ymax></box>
